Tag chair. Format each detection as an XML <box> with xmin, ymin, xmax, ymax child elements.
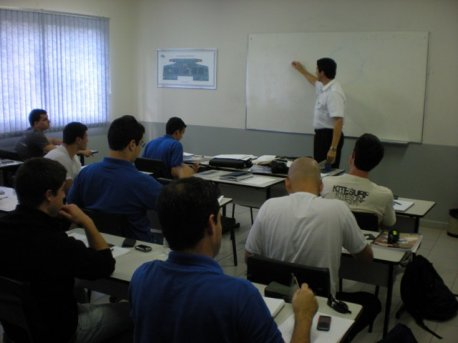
<box><xmin>0</xmin><ymin>275</ymin><xmax>35</xmax><ymax>342</ymax></box>
<box><xmin>352</xmin><ymin>211</ymin><xmax>379</xmax><ymax>232</ymax></box>
<box><xmin>135</xmin><ymin>157</ymin><xmax>170</xmax><ymax>179</ymax></box>
<box><xmin>83</xmin><ymin>209</ymin><xmax>135</xmax><ymax>238</ymax></box>
<box><xmin>246</xmin><ymin>254</ymin><xmax>331</xmax><ymax>297</ymax></box>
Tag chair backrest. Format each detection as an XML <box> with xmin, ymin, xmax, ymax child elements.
<box><xmin>134</xmin><ymin>157</ymin><xmax>169</xmax><ymax>179</ymax></box>
<box><xmin>0</xmin><ymin>275</ymin><xmax>35</xmax><ymax>342</ymax></box>
<box><xmin>83</xmin><ymin>209</ymin><xmax>134</xmax><ymax>238</ymax></box>
<box><xmin>246</xmin><ymin>255</ymin><xmax>331</xmax><ymax>297</ymax></box>
<box><xmin>352</xmin><ymin>211</ymin><xmax>379</xmax><ymax>232</ymax></box>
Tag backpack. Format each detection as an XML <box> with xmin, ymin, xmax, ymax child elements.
<box><xmin>399</xmin><ymin>255</ymin><xmax>458</xmax><ymax>339</ymax></box>
<box><xmin>378</xmin><ymin>323</ymin><xmax>417</xmax><ymax>343</ymax></box>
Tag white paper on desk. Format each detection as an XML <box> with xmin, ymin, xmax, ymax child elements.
<box><xmin>393</xmin><ymin>200</ymin><xmax>414</xmax><ymax>212</ymax></box>
<box><xmin>213</xmin><ymin>154</ymin><xmax>255</xmax><ymax>161</ymax></box>
<box><xmin>252</xmin><ymin>155</ymin><xmax>276</xmax><ymax>164</ymax></box>
<box><xmin>263</xmin><ymin>296</ymin><xmax>285</xmax><ymax>317</ymax></box>
<box><xmin>66</xmin><ymin>232</ymin><xmax>130</xmax><ymax>258</ymax></box>
<box><xmin>278</xmin><ymin>312</ymin><xmax>354</xmax><ymax>343</ymax></box>
<box><xmin>239</xmin><ymin>175</ymin><xmax>277</xmax><ymax>186</ymax></box>
<box><xmin>183</xmin><ymin>152</ymin><xmax>194</xmax><ymax>157</ymax></box>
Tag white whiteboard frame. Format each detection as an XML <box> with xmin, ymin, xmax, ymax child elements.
<box><xmin>246</xmin><ymin>32</ymin><xmax>428</xmax><ymax>143</ymax></box>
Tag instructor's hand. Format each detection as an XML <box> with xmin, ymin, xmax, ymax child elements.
<box><xmin>291</xmin><ymin>61</ymin><xmax>306</xmax><ymax>73</ymax></box>
<box><xmin>327</xmin><ymin>149</ymin><xmax>336</xmax><ymax>164</ymax></box>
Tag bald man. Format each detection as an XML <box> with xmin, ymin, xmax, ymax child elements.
<box><xmin>245</xmin><ymin>157</ymin><xmax>380</xmax><ymax>342</ymax></box>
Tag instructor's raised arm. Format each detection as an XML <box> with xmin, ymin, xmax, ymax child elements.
<box><xmin>292</xmin><ymin>61</ymin><xmax>317</xmax><ymax>86</ymax></box>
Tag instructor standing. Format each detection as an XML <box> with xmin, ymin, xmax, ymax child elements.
<box><xmin>292</xmin><ymin>58</ymin><xmax>345</xmax><ymax>168</ymax></box>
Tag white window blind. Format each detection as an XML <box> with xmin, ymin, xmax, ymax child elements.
<box><xmin>0</xmin><ymin>9</ymin><xmax>109</xmax><ymax>135</ymax></box>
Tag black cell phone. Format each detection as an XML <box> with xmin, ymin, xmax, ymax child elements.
<box><xmin>134</xmin><ymin>244</ymin><xmax>152</xmax><ymax>253</ymax></box>
<box><xmin>317</xmin><ymin>315</ymin><xmax>331</xmax><ymax>331</ymax></box>
<box><xmin>121</xmin><ymin>238</ymin><xmax>136</xmax><ymax>248</ymax></box>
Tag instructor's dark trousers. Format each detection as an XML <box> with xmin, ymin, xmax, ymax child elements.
<box><xmin>314</xmin><ymin>128</ymin><xmax>344</xmax><ymax>168</ymax></box>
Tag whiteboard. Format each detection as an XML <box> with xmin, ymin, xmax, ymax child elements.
<box><xmin>246</xmin><ymin>32</ymin><xmax>428</xmax><ymax>142</ymax></box>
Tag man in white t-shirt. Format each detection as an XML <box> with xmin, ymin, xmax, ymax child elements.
<box><xmin>245</xmin><ymin>157</ymin><xmax>381</xmax><ymax>342</ymax></box>
<box><xmin>322</xmin><ymin>133</ymin><xmax>396</xmax><ymax>227</ymax></box>
<box><xmin>45</xmin><ymin>122</ymin><xmax>91</xmax><ymax>193</ymax></box>
<box><xmin>292</xmin><ymin>58</ymin><xmax>345</xmax><ymax>168</ymax></box>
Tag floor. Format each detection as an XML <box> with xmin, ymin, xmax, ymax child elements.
<box><xmin>1</xmin><ymin>205</ymin><xmax>457</xmax><ymax>342</ymax></box>
<box><xmin>215</xmin><ymin>205</ymin><xmax>458</xmax><ymax>343</ymax></box>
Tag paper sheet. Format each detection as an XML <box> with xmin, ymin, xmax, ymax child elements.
<box><xmin>67</xmin><ymin>232</ymin><xmax>130</xmax><ymax>258</ymax></box>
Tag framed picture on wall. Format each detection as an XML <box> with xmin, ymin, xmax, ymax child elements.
<box><xmin>157</xmin><ymin>48</ymin><xmax>217</xmax><ymax>89</ymax></box>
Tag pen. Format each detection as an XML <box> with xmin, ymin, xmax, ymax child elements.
<box><xmin>394</xmin><ymin>201</ymin><xmax>401</xmax><ymax>205</ymax></box>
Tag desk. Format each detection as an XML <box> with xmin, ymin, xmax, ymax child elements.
<box><xmin>339</xmin><ymin>230</ymin><xmax>422</xmax><ymax>337</ymax></box>
<box><xmin>0</xmin><ymin>158</ymin><xmax>22</xmax><ymax>186</ymax></box>
<box><xmin>0</xmin><ymin>186</ymin><xmax>18</xmax><ymax>213</ymax></box>
<box><xmin>253</xmin><ymin>283</ymin><xmax>362</xmax><ymax>343</ymax></box>
<box><xmin>196</xmin><ymin>169</ymin><xmax>284</xmax><ymax>208</ymax></box>
<box><xmin>395</xmin><ymin>197</ymin><xmax>435</xmax><ymax>233</ymax></box>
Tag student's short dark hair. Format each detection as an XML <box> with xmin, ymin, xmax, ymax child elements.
<box><xmin>108</xmin><ymin>115</ymin><xmax>145</xmax><ymax>151</ymax></box>
<box><xmin>166</xmin><ymin>117</ymin><xmax>187</xmax><ymax>135</ymax></box>
<box><xmin>354</xmin><ymin>133</ymin><xmax>384</xmax><ymax>172</ymax></box>
<box><xmin>28</xmin><ymin>109</ymin><xmax>47</xmax><ymax>127</ymax></box>
<box><xmin>158</xmin><ymin>178</ymin><xmax>220</xmax><ymax>251</ymax></box>
<box><xmin>317</xmin><ymin>58</ymin><xmax>337</xmax><ymax>79</ymax></box>
<box><xmin>15</xmin><ymin>158</ymin><xmax>66</xmax><ymax>208</ymax></box>
<box><xmin>63</xmin><ymin>122</ymin><xmax>88</xmax><ymax>144</ymax></box>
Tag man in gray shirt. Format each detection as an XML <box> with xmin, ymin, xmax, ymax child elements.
<box><xmin>15</xmin><ymin>109</ymin><xmax>62</xmax><ymax>160</ymax></box>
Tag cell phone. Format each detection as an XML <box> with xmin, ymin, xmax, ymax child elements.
<box><xmin>317</xmin><ymin>315</ymin><xmax>331</xmax><ymax>331</ymax></box>
<box><xmin>134</xmin><ymin>244</ymin><xmax>152</xmax><ymax>253</ymax></box>
<box><xmin>121</xmin><ymin>238</ymin><xmax>136</xmax><ymax>248</ymax></box>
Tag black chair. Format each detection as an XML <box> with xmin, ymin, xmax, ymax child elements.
<box><xmin>0</xmin><ymin>275</ymin><xmax>35</xmax><ymax>342</ymax></box>
<box><xmin>83</xmin><ymin>209</ymin><xmax>135</xmax><ymax>238</ymax></box>
<box><xmin>352</xmin><ymin>211</ymin><xmax>379</xmax><ymax>232</ymax></box>
<box><xmin>134</xmin><ymin>157</ymin><xmax>170</xmax><ymax>179</ymax></box>
<box><xmin>246</xmin><ymin>254</ymin><xmax>331</xmax><ymax>297</ymax></box>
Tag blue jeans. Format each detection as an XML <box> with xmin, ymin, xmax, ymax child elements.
<box><xmin>74</xmin><ymin>302</ymin><xmax>132</xmax><ymax>343</ymax></box>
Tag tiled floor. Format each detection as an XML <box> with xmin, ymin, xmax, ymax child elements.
<box><xmin>216</xmin><ymin>205</ymin><xmax>458</xmax><ymax>343</ymax></box>
<box><xmin>2</xmin><ymin>205</ymin><xmax>457</xmax><ymax>342</ymax></box>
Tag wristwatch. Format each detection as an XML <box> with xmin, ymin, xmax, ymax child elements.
<box><xmin>329</xmin><ymin>146</ymin><xmax>337</xmax><ymax>151</ymax></box>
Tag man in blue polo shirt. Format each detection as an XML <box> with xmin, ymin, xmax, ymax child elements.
<box><xmin>68</xmin><ymin>115</ymin><xmax>163</xmax><ymax>242</ymax></box>
<box><xmin>143</xmin><ymin>116</ymin><xmax>197</xmax><ymax>178</ymax></box>
<box><xmin>129</xmin><ymin>178</ymin><xmax>318</xmax><ymax>343</ymax></box>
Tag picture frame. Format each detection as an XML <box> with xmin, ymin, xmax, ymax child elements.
<box><xmin>157</xmin><ymin>48</ymin><xmax>217</xmax><ymax>89</ymax></box>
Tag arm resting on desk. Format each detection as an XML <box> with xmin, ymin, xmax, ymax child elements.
<box><xmin>352</xmin><ymin>244</ymin><xmax>373</xmax><ymax>264</ymax></box>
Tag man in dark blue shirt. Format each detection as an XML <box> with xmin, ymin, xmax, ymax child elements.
<box><xmin>129</xmin><ymin>178</ymin><xmax>318</xmax><ymax>343</ymax></box>
<box><xmin>68</xmin><ymin>115</ymin><xmax>163</xmax><ymax>242</ymax></box>
<box><xmin>143</xmin><ymin>116</ymin><xmax>197</xmax><ymax>178</ymax></box>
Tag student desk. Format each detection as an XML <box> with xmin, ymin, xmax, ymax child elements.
<box><xmin>339</xmin><ymin>230</ymin><xmax>422</xmax><ymax>338</ymax></box>
<box><xmin>253</xmin><ymin>283</ymin><xmax>362</xmax><ymax>343</ymax></box>
<box><xmin>0</xmin><ymin>158</ymin><xmax>22</xmax><ymax>186</ymax></box>
<box><xmin>196</xmin><ymin>169</ymin><xmax>284</xmax><ymax>208</ymax></box>
<box><xmin>395</xmin><ymin>197</ymin><xmax>435</xmax><ymax>233</ymax></box>
<box><xmin>0</xmin><ymin>186</ymin><xmax>18</xmax><ymax>213</ymax></box>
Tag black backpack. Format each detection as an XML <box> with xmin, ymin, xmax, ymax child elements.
<box><xmin>399</xmin><ymin>255</ymin><xmax>458</xmax><ymax>339</ymax></box>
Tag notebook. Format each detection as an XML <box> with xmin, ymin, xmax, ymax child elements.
<box><xmin>262</xmin><ymin>296</ymin><xmax>285</xmax><ymax>317</ymax></box>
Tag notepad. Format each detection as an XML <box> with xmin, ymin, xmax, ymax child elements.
<box><xmin>219</xmin><ymin>171</ymin><xmax>253</xmax><ymax>181</ymax></box>
<box><xmin>262</xmin><ymin>296</ymin><xmax>285</xmax><ymax>317</ymax></box>
<box><xmin>393</xmin><ymin>200</ymin><xmax>414</xmax><ymax>212</ymax></box>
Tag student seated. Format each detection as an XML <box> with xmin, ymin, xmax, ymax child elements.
<box><xmin>321</xmin><ymin>133</ymin><xmax>396</xmax><ymax>227</ymax></box>
<box><xmin>0</xmin><ymin>158</ymin><xmax>132</xmax><ymax>343</ymax></box>
<box><xmin>68</xmin><ymin>115</ymin><xmax>163</xmax><ymax>243</ymax></box>
<box><xmin>15</xmin><ymin>108</ymin><xmax>62</xmax><ymax>160</ymax></box>
<box><xmin>142</xmin><ymin>116</ymin><xmax>197</xmax><ymax>178</ymax></box>
<box><xmin>245</xmin><ymin>157</ymin><xmax>381</xmax><ymax>342</ymax></box>
<box><xmin>45</xmin><ymin>122</ymin><xmax>91</xmax><ymax>193</ymax></box>
<box><xmin>129</xmin><ymin>177</ymin><xmax>318</xmax><ymax>343</ymax></box>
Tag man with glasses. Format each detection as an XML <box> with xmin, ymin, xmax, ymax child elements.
<box><xmin>68</xmin><ymin>115</ymin><xmax>163</xmax><ymax>242</ymax></box>
<box><xmin>15</xmin><ymin>108</ymin><xmax>63</xmax><ymax>160</ymax></box>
